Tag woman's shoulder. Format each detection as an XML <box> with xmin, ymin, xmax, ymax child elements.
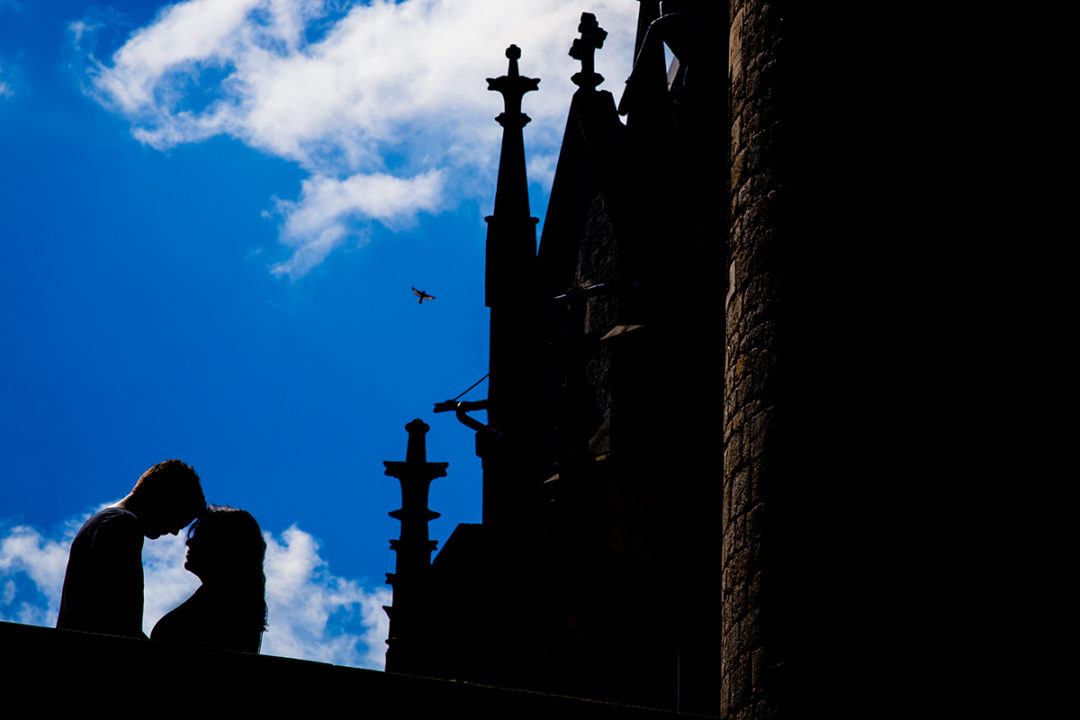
<box><xmin>151</xmin><ymin>586</ymin><xmax>262</xmax><ymax>653</ymax></box>
<box><xmin>150</xmin><ymin>587</ymin><xmax>208</xmax><ymax>642</ymax></box>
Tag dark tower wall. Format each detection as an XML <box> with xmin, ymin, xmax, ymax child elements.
<box><xmin>722</xmin><ymin>3</ymin><xmax>870</xmax><ymax>718</ymax></box>
<box><xmin>723</xmin><ymin>2</ymin><xmax>788</xmax><ymax>718</ymax></box>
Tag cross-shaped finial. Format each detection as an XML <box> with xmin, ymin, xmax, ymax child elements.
<box><xmin>487</xmin><ymin>44</ymin><xmax>540</xmax><ymax>128</ymax></box>
<box><xmin>570</xmin><ymin>12</ymin><xmax>607</xmax><ymax>90</ymax></box>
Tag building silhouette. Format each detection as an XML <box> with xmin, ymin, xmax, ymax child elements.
<box><xmin>380</xmin><ymin>2</ymin><xmax>879</xmax><ymax>717</ymax></box>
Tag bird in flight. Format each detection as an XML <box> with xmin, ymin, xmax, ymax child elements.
<box><xmin>412</xmin><ymin>287</ymin><xmax>436</xmax><ymax>304</ymax></box>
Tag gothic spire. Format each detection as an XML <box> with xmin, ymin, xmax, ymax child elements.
<box><xmin>484</xmin><ymin>45</ymin><xmax>539</xmax><ymax>307</ymax></box>
<box><xmin>480</xmin><ymin>46</ymin><xmax>544</xmax><ymax>532</ymax></box>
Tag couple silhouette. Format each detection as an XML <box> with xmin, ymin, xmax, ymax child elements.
<box><xmin>56</xmin><ymin>459</ymin><xmax>267</xmax><ymax>653</ymax></box>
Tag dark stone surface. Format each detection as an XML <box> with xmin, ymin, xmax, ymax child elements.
<box><xmin>0</xmin><ymin>620</ymin><xmax>696</xmax><ymax>718</ymax></box>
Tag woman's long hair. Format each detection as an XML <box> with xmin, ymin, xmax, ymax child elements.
<box><xmin>187</xmin><ymin>506</ymin><xmax>268</xmax><ymax>632</ymax></box>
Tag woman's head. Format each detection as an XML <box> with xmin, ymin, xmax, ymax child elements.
<box><xmin>184</xmin><ymin>506</ymin><xmax>266</xmax><ymax>583</ymax></box>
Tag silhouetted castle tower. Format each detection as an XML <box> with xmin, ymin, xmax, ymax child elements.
<box><xmin>386</xmin><ymin>2</ymin><xmax>861</xmax><ymax>717</ymax></box>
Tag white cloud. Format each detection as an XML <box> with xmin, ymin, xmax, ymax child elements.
<box><xmin>261</xmin><ymin>524</ymin><xmax>391</xmax><ymax>668</ymax></box>
<box><xmin>0</xmin><ymin>513</ymin><xmax>391</xmax><ymax>670</ymax></box>
<box><xmin>82</xmin><ymin>0</ymin><xmax>637</xmax><ymax>276</ymax></box>
<box><xmin>0</xmin><ymin>522</ymin><xmax>75</xmax><ymax>625</ymax></box>
<box><xmin>270</xmin><ymin>168</ymin><xmax>445</xmax><ymax>277</ymax></box>
<box><xmin>141</xmin><ymin>532</ymin><xmax>202</xmax><ymax>631</ymax></box>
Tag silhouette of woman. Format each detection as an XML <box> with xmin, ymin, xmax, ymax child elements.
<box><xmin>151</xmin><ymin>506</ymin><xmax>267</xmax><ymax>653</ymax></box>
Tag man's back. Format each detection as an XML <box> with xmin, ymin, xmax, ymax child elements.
<box><xmin>56</xmin><ymin>507</ymin><xmax>145</xmax><ymax>637</ymax></box>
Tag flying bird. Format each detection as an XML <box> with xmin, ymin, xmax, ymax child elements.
<box><xmin>412</xmin><ymin>287</ymin><xmax>436</xmax><ymax>304</ymax></box>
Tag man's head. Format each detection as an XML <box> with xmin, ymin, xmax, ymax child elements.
<box><xmin>128</xmin><ymin>460</ymin><xmax>206</xmax><ymax>539</ymax></box>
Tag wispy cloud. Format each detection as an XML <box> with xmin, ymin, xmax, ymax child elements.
<box><xmin>0</xmin><ymin>61</ymin><xmax>16</xmax><ymax>99</ymax></box>
<box><xmin>268</xmin><ymin>168</ymin><xmax>446</xmax><ymax>277</ymax></box>
<box><xmin>78</xmin><ymin>0</ymin><xmax>636</xmax><ymax>277</ymax></box>
<box><xmin>0</xmin><ymin>512</ymin><xmax>391</xmax><ymax>670</ymax></box>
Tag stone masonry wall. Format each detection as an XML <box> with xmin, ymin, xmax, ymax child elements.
<box><xmin>723</xmin><ymin>2</ymin><xmax>788</xmax><ymax>719</ymax></box>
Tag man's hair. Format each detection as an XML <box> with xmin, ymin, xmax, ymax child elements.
<box><xmin>132</xmin><ymin>459</ymin><xmax>206</xmax><ymax>519</ymax></box>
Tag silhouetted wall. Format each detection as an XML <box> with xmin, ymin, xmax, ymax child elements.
<box><xmin>1</xmin><ymin>621</ymin><xmax>698</xmax><ymax>718</ymax></box>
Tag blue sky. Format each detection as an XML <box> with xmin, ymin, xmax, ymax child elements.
<box><xmin>0</xmin><ymin>0</ymin><xmax>636</xmax><ymax>668</ymax></box>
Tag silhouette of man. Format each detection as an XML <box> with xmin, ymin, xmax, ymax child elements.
<box><xmin>56</xmin><ymin>459</ymin><xmax>206</xmax><ymax>637</ymax></box>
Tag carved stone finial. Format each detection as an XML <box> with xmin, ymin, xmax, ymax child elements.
<box><xmin>404</xmin><ymin>418</ymin><xmax>430</xmax><ymax>464</ymax></box>
<box><xmin>383</xmin><ymin>418</ymin><xmax>449</xmax><ymax>563</ymax></box>
<box><xmin>382</xmin><ymin>418</ymin><xmax>449</xmax><ymax>675</ymax></box>
<box><xmin>487</xmin><ymin>44</ymin><xmax>540</xmax><ymax>128</ymax></box>
<box><xmin>570</xmin><ymin>12</ymin><xmax>607</xmax><ymax>90</ymax></box>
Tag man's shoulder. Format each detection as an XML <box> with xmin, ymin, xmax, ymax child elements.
<box><xmin>81</xmin><ymin>507</ymin><xmax>141</xmax><ymax>544</ymax></box>
<box><xmin>84</xmin><ymin>506</ymin><xmax>138</xmax><ymax>527</ymax></box>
